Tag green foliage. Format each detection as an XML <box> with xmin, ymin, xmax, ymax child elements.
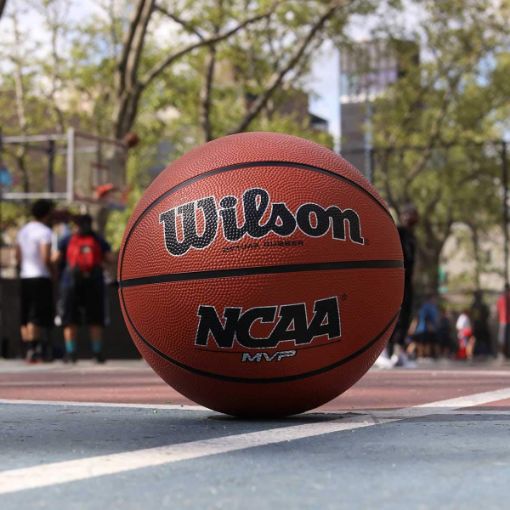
<box><xmin>370</xmin><ymin>0</ymin><xmax>510</xmax><ymax>291</ymax></box>
<box><xmin>0</xmin><ymin>0</ymin><xmax>384</xmax><ymax>249</ymax></box>
<box><xmin>251</xmin><ymin>112</ymin><xmax>334</xmax><ymax>148</ymax></box>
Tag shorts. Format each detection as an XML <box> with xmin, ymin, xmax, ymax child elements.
<box><xmin>20</xmin><ymin>277</ymin><xmax>54</xmax><ymax>328</ymax></box>
<box><xmin>60</xmin><ymin>277</ymin><xmax>105</xmax><ymax>326</ymax></box>
<box><xmin>413</xmin><ymin>331</ymin><xmax>437</xmax><ymax>345</ymax></box>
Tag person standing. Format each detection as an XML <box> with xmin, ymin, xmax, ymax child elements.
<box><xmin>54</xmin><ymin>214</ymin><xmax>112</xmax><ymax>363</ymax></box>
<box><xmin>497</xmin><ymin>284</ymin><xmax>510</xmax><ymax>358</ymax></box>
<box><xmin>456</xmin><ymin>309</ymin><xmax>475</xmax><ymax>360</ymax></box>
<box><xmin>470</xmin><ymin>290</ymin><xmax>492</xmax><ymax>356</ymax></box>
<box><xmin>16</xmin><ymin>199</ymin><xmax>55</xmax><ymax>363</ymax></box>
<box><xmin>382</xmin><ymin>204</ymin><xmax>419</xmax><ymax>366</ymax></box>
<box><xmin>436</xmin><ymin>305</ymin><xmax>454</xmax><ymax>358</ymax></box>
<box><xmin>413</xmin><ymin>294</ymin><xmax>440</xmax><ymax>358</ymax></box>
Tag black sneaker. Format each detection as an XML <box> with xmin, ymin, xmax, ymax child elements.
<box><xmin>95</xmin><ymin>352</ymin><xmax>106</xmax><ymax>364</ymax></box>
<box><xmin>63</xmin><ymin>352</ymin><xmax>78</xmax><ymax>364</ymax></box>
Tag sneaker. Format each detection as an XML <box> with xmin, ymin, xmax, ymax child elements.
<box><xmin>395</xmin><ymin>352</ymin><xmax>417</xmax><ymax>368</ymax></box>
<box><xmin>25</xmin><ymin>349</ymin><xmax>40</xmax><ymax>364</ymax></box>
<box><xmin>63</xmin><ymin>352</ymin><xmax>78</xmax><ymax>364</ymax></box>
<box><xmin>374</xmin><ymin>351</ymin><xmax>395</xmax><ymax>369</ymax></box>
<box><xmin>94</xmin><ymin>352</ymin><xmax>106</xmax><ymax>364</ymax></box>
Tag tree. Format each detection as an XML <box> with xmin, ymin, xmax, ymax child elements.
<box><xmin>0</xmin><ymin>1</ymin><xmax>78</xmax><ymax>208</ymax></box>
<box><xmin>1</xmin><ymin>0</ymin><xmax>386</xmax><ymax>150</ymax></box>
<box><xmin>69</xmin><ymin>0</ymin><xmax>376</xmax><ymax>141</ymax></box>
<box><xmin>370</xmin><ymin>0</ymin><xmax>510</xmax><ymax>292</ymax></box>
<box><xmin>0</xmin><ymin>0</ymin><xmax>385</xmax><ymax>244</ymax></box>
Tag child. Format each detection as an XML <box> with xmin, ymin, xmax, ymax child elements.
<box><xmin>456</xmin><ymin>310</ymin><xmax>475</xmax><ymax>360</ymax></box>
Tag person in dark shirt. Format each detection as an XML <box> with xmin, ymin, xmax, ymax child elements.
<box><xmin>54</xmin><ymin>214</ymin><xmax>112</xmax><ymax>362</ymax></box>
<box><xmin>436</xmin><ymin>305</ymin><xmax>455</xmax><ymax>358</ymax></box>
<box><xmin>388</xmin><ymin>203</ymin><xmax>419</xmax><ymax>357</ymax></box>
<box><xmin>470</xmin><ymin>290</ymin><xmax>492</xmax><ymax>356</ymax></box>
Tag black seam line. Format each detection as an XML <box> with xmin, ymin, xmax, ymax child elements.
<box><xmin>130</xmin><ymin>310</ymin><xmax>399</xmax><ymax>384</ymax></box>
<box><xmin>118</xmin><ymin>160</ymin><xmax>393</xmax><ymax>282</ymax></box>
<box><xmin>119</xmin><ymin>259</ymin><xmax>404</xmax><ymax>288</ymax></box>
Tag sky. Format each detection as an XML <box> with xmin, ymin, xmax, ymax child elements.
<box><xmin>309</xmin><ymin>1</ymin><xmax>425</xmax><ymax>148</ymax></box>
<box><xmin>309</xmin><ymin>43</ymin><xmax>341</xmax><ymax>145</ymax></box>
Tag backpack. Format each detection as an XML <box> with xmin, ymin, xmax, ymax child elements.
<box><xmin>66</xmin><ymin>234</ymin><xmax>103</xmax><ymax>276</ymax></box>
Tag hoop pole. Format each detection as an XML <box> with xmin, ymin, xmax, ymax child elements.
<box><xmin>0</xmin><ymin>128</ymin><xmax>4</xmax><ymax>356</ymax></box>
<box><xmin>47</xmin><ymin>140</ymin><xmax>55</xmax><ymax>193</ymax></box>
<box><xmin>66</xmin><ymin>128</ymin><xmax>75</xmax><ymax>202</ymax></box>
<box><xmin>364</xmin><ymin>98</ymin><xmax>373</xmax><ymax>182</ymax></box>
<box><xmin>500</xmin><ymin>141</ymin><xmax>510</xmax><ymax>357</ymax></box>
<box><xmin>502</xmin><ymin>141</ymin><xmax>509</xmax><ymax>287</ymax></box>
<box><xmin>0</xmin><ymin>182</ymin><xmax>3</xmax><ymax>358</ymax></box>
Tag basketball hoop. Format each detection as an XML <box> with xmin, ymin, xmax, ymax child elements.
<box><xmin>95</xmin><ymin>183</ymin><xmax>116</xmax><ymax>199</ymax></box>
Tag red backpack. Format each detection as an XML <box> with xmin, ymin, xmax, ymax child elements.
<box><xmin>66</xmin><ymin>234</ymin><xmax>103</xmax><ymax>275</ymax></box>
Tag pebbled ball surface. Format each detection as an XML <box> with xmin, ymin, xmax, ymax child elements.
<box><xmin>118</xmin><ymin>132</ymin><xmax>404</xmax><ymax>417</ymax></box>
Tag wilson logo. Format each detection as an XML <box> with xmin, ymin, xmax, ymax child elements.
<box><xmin>195</xmin><ymin>296</ymin><xmax>341</xmax><ymax>349</ymax></box>
<box><xmin>160</xmin><ymin>188</ymin><xmax>364</xmax><ymax>256</ymax></box>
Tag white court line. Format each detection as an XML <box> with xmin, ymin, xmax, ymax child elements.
<box><xmin>2</xmin><ymin>396</ymin><xmax>510</xmax><ymax>416</ymax></box>
<box><xmin>364</xmin><ymin>386</ymin><xmax>510</xmax><ymax>420</ymax></box>
<box><xmin>0</xmin><ymin>398</ymin><xmax>207</xmax><ymax>411</ymax></box>
<box><xmin>444</xmin><ymin>410</ymin><xmax>510</xmax><ymax>416</ymax></box>
<box><xmin>379</xmin><ymin>369</ymin><xmax>510</xmax><ymax>377</ymax></box>
<box><xmin>1</xmin><ymin>387</ymin><xmax>510</xmax><ymax>495</ymax></box>
<box><xmin>0</xmin><ymin>415</ymin><xmax>385</xmax><ymax>495</ymax></box>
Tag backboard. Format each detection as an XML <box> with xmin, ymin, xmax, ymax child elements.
<box><xmin>0</xmin><ymin>129</ymin><xmax>128</xmax><ymax>205</ymax></box>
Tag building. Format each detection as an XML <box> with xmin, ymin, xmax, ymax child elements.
<box><xmin>245</xmin><ymin>87</ymin><xmax>330</xmax><ymax>139</ymax></box>
<box><xmin>339</xmin><ymin>39</ymin><xmax>420</xmax><ymax>178</ymax></box>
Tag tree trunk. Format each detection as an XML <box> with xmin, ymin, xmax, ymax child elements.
<box><xmin>114</xmin><ymin>85</ymin><xmax>143</xmax><ymax>140</ymax></box>
<box><xmin>416</xmin><ymin>219</ymin><xmax>448</xmax><ymax>294</ymax></box>
<box><xmin>416</xmin><ymin>243</ymin><xmax>441</xmax><ymax>295</ymax></box>
<box><xmin>467</xmin><ymin>223</ymin><xmax>481</xmax><ymax>290</ymax></box>
<box><xmin>113</xmin><ymin>0</ymin><xmax>154</xmax><ymax>139</ymax></box>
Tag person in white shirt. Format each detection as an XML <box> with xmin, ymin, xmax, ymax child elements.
<box><xmin>15</xmin><ymin>200</ymin><xmax>55</xmax><ymax>363</ymax></box>
<box><xmin>456</xmin><ymin>310</ymin><xmax>475</xmax><ymax>360</ymax></box>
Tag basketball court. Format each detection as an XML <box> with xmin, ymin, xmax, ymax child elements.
<box><xmin>2</xmin><ymin>2</ymin><xmax>509</xmax><ymax>508</ymax></box>
<box><xmin>1</xmin><ymin>359</ymin><xmax>510</xmax><ymax>509</ymax></box>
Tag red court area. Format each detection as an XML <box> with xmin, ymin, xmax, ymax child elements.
<box><xmin>1</xmin><ymin>361</ymin><xmax>510</xmax><ymax>411</ymax></box>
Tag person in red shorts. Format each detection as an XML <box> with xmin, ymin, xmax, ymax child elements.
<box><xmin>455</xmin><ymin>310</ymin><xmax>475</xmax><ymax>360</ymax></box>
<box><xmin>54</xmin><ymin>214</ymin><xmax>112</xmax><ymax>363</ymax></box>
<box><xmin>497</xmin><ymin>284</ymin><xmax>510</xmax><ymax>358</ymax></box>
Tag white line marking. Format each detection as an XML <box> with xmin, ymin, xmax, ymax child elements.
<box><xmin>442</xmin><ymin>410</ymin><xmax>510</xmax><ymax>416</ymax></box>
<box><xmin>1</xmin><ymin>387</ymin><xmax>510</xmax><ymax>495</ymax></box>
<box><xmin>0</xmin><ymin>415</ymin><xmax>384</xmax><ymax>495</ymax></box>
<box><xmin>375</xmin><ymin>369</ymin><xmax>510</xmax><ymax>377</ymax></box>
<box><xmin>381</xmin><ymin>386</ymin><xmax>510</xmax><ymax>419</ymax></box>
<box><xmin>0</xmin><ymin>398</ymin><xmax>207</xmax><ymax>411</ymax></box>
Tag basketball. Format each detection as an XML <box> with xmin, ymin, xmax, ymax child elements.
<box><xmin>118</xmin><ymin>132</ymin><xmax>404</xmax><ymax>417</ymax></box>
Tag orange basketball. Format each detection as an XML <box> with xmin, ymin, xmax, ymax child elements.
<box><xmin>118</xmin><ymin>132</ymin><xmax>404</xmax><ymax>417</ymax></box>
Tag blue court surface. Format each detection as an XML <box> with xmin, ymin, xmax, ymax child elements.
<box><xmin>1</xmin><ymin>360</ymin><xmax>510</xmax><ymax>509</ymax></box>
